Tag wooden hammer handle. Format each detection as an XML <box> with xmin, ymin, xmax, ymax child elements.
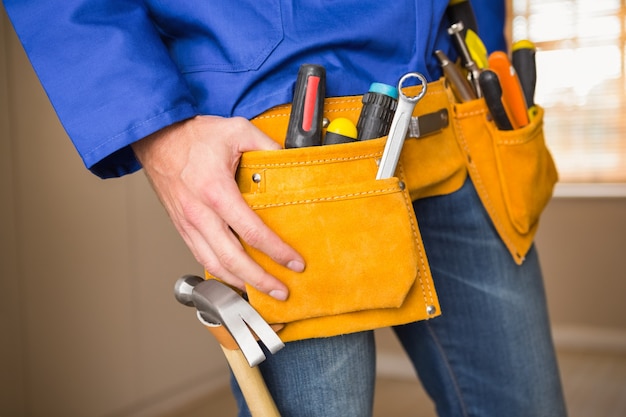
<box><xmin>222</xmin><ymin>346</ymin><xmax>281</xmax><ymax>417</ymax></box>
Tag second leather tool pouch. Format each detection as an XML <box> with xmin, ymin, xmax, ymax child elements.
<box><xmin>452</xmin><ymin>100</ymin><xmax>558</xmax><ymax>264</ymax></box>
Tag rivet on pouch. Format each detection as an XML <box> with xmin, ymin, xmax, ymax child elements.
<box><xmin>252</xmin><ymin>173</ymin><xmax>262</xmax><ymax>183</ymax></box>
<box><xmin>322</xmin><ymin>118</ymin><xmax>330</xmax><ymax>128</ymax></box>
<box><xmin>375</xmin><ymin>158</ymin><xmax>381</xmax><ymax>166</ymax></box>
<box><xmin>426</xmin><ymin>305</ymin><xmax>437</xmax><ymax>315</ymax></box>
<box><xmin>398</xmin><ymin>181</ymin><xmax>406</xmax><ymax>190</ymax></box>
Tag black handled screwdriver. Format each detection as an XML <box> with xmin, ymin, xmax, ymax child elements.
<box><xmin>512</xmin><ymin>40</ymin><xmax>538</xmax><ymax>121</ymax></box>
<box><xmin>479</xmin><ymin>70</ymin><xmax>513</xmax><ymax>131</ymax></box>
<box><xmin>285</xmin><ymin>64</ymin><xmax>326</xmax><ymax>148</ymax></box>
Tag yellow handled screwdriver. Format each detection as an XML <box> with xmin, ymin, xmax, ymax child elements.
<box><xmin>512</xmin><ymin>40</ymin><xmax>539</xmax><ymax>121</ymax></box>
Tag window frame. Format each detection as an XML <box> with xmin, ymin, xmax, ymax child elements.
<box><xmin>507</xmin><ymin>0</ymin><xmax>626</xmax><ymax>197</ymax></box>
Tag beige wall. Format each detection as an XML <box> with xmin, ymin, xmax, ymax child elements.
<box><xmin>1</xmin><ymin>9</ymin><xmax>24</xmax><ymax>415</ymax></box>
<box><xmin>538</xmin><ymin>196</ymin><xmax>626</xmax><ymax>342</ymax></box>
<box><xmin>1</xmin><ymin>11</ymin><xmax>228</xmax><ymax>417</ymax></box>
<box><xmin>2</xmin><ymin>7</ymin><xmax>626</xmax><ymax>417</ymax></box>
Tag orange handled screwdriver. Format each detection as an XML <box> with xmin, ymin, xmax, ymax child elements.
<box><xmin>487</xmin><ymin>51</ymin><xmax>529</xmax><ymax>129</ymax></box>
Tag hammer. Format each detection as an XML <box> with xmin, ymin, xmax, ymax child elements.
<box><xmin>174</xmin><ymin>275</ymin><xmax>283</xmax><ymax>417</ymax></box>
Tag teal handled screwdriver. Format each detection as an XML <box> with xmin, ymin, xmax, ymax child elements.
<box><xmin>356</xmin><ymin>82</ymin><xmax>399</xmax><ymax>140</ymax></box>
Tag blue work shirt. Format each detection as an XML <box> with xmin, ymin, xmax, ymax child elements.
<box><xmin>4</xmin><ymin>1</ymin><xmax>504</xmax><ymax>178</ymax></box>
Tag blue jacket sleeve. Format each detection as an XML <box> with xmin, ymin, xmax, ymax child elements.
<box><xmin>3</xmin><ymin>0</ymin><xmax>199</xmax><ymax>178</ymax></box>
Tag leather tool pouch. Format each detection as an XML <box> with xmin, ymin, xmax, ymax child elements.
<box><xmin>206</xmin><ymin>78</ymin><xmax>557</xmax><ymax>344</ymax></box>
<box><xmin>236</xmin><ymin>138</ymin><xmax>441</xmax><ymax>342</ymax></box>
<box><xmin>452</xmin><ymin>99</ymin><xmax>558</xmax><ymax>264</ymax></box>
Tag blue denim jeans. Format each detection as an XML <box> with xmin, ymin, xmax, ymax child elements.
<box><xmin>232</xmin><ymin>178</ymin><xmax>567</xmax><ymax>417</ymax></box>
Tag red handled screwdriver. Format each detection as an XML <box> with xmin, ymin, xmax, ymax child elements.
<box><xmin>285</xmin><ymin>64</ymin><xmax>326</xmax><ymax>148</ymax></box>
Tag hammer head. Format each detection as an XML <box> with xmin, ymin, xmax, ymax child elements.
<box><xmin>174</xmin><ymin>274</ymin><xmax>204</xmax><ymax>307</ymax></box>
<box><xmin>174</xmin><ymin>275</ymin><xmax>285</xmax><ymax>367</ymax></box>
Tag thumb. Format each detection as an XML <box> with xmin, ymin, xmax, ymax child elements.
<box><xmin>234</xmin><ymin>117</ymin><xmax>283</xmax><ymax>153</ymax></box>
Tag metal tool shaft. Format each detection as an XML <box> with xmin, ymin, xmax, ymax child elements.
<box><xmin>448</xmin><ymin>22</ymin><xmax>482</xmax><ymax>97</ymax></box>
<box><xmin>376</xmin><ymin>72</ymin><xmax>427</xmax><ymax>180</ymax></box>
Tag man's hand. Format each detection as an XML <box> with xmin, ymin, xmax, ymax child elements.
<box><xmin>132</xmin><ymin>115</ymin><xmax>305</xmax><ymax>301</ymax></box>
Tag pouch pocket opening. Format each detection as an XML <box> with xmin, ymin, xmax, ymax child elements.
<box><xmin>489</xmin><ymin>107</ymin><xmax>558</xmax><ymax>235</ymax></box>
<box><xmin>237</xmin><ymin>137</ymin><xmax>388</xmax><ymax>194</ymax></box>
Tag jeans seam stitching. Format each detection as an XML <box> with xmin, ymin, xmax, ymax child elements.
<box><xmin>426</xmin><ymin>322</ymin><xmax>470</xmax><ymax>417</ymax></box>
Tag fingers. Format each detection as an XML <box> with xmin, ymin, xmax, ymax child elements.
<box><xmin>133</xmin><ymin>116</ymin><xmax>305</xmax><ymax>300</ymax></box>
<box><xmin>186</xmin><ymin>177</ymin><xmax>305</xmax><ymax>299</ymax></box>
<box><xmin>201</xmin><ymin>118</ymin><xmax>305</xmax><ymax>271</ymax></box>
<box><xmin>134</xmin><ymin>115</ymin><xmax>305</xmax><ymax>301</ymax></box>
<box><xmin>208</xmin><ymin>178</ymin><xmax>306</xmax><ymax>270</ymax></box>
<box><xmin>177</xmin><ymin>211</ymin><xmax>290</xmax><ymax>300</ymax></box>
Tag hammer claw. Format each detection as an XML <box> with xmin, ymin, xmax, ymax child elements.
<box><xmin>221</xmin><ymin>307</ymin><xmax>268</xmax><ymax>367</ymax></box>
<box><xmin>174</xmin><ymin>276</ymin><xmax>285</xmax><ymax>366</ymax></box>
<box><xmin>239</xmin><ymin>306</ymin><xmax>285</xmax><ymax>355</ymax></box>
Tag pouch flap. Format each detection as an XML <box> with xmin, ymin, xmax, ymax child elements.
<box><xmin>242</xmin><ymin>176</ymin><xmax>419</xmax><ymax>324</ymax></box>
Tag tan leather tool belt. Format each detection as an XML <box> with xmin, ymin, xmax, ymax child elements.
<box><xmin>208</xmin><ymin>77</ymin><xmax>557</xmax><ymax>343</ymax></box>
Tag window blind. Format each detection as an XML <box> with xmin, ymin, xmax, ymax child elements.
<box><xmin>511</xmin><ymin>0</ymin><xmax>626</xmax><ymax>182</ymax></box>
